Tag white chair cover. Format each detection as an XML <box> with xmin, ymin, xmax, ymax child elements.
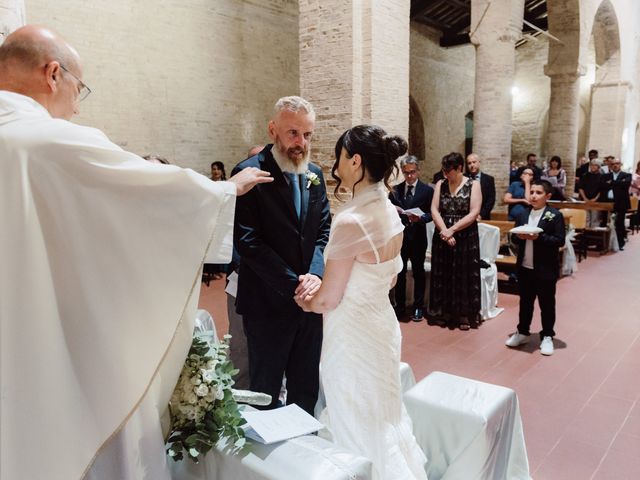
<box><xmin>477</xmin><ymin>223</ymin><xmax>504</xmax><ymax>320</ymax></box>
<box><xmin>562</xmin><ymin>227</ymin><xmax>578</xmax><ymax>276</ymax></box>
<box><xmin>194</xmin><ymin>309</ymin><xmax>218</xmax><ymax>345</ymax></box>
<box><xmin>405</xmin><ymin>372</ymin><xmax>531</xmax><ymax>480</ymax></box>
<box><xmin>169</xmin><ymin>421</ymin><xmax>372</xmax><ymax>480</ymax></box>
<box><xmin>407</xmin><ymin>222</ymin><xmax>503</xmax><ymax>320</ymax></box>
<box><xmin>609</xmin><ymin>213</ymin><xmax>620</xmax><ymax>252</ymax></box>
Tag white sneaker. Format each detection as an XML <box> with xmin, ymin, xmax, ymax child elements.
<box><xmin>540</xmin><ymin>336</ymin><xmax>554</xmax><ymax>356</ymax></box>
<box><xmin>505</xmin><ymin>333</ymin><xmax>530</xmax><ymax>347</ymax></box>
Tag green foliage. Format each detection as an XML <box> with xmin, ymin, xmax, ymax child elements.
<box><xmin>166</xmin><ymin>336</ymin><xmax>247</xmax><ymax>463</ymax></box>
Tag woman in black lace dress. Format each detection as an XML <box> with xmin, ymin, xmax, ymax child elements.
<box><xmin>428</xmin><ymin>152</ymin><xmax>482</xmax><ymax>330</ymax></box>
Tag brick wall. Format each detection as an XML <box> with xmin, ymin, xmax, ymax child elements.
<box><xmin>512</xmin><ymin>37</ymin><xmax>550</xmax><ymax>165</ymax></box>
<box><xmin>25</xmin><ymin>0</ymin><xmax>299</xmax><ymax>176</ymax></box>
<box><xmin>299</xmin><ymin>0</ymin><xmax>409</xmax><ymax>188</ymax></box>
<box><xmin>410</xmin><ymin>22</ymin><xmax>475</xmax><ymax>182</ymax></box>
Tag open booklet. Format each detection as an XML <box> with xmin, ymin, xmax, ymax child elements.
<box><xmin>397</xmin><ymin>207</ymin><xmax>426</xmax><ymax>217</ymax></box>
<box><xmin>241</xmin><ymin>404</ymin><xmax>324</xmax><ymax>444</ymax></box>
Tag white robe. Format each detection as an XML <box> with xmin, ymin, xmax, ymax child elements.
<box><xmin>0</xmin><ymin>91</ymin><xmax>236</xmax><ymax>480</ymax></box>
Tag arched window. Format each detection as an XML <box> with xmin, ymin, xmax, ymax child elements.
<box><xmin>409</xmin><ymin>96</ymin><xmax>426</xmax><ymax>160</ymax></box>
<box><xmin>465</xmin><ymin>111</ymin><xmax>474</xmax><ymax>157</ymax></box>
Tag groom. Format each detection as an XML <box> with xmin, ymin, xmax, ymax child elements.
<box><xmin>232</xmin><ymin>96</ymin><xmax>331</xmax><ymax>414</ymax></box>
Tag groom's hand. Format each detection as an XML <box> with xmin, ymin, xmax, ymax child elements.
<box><xmin>295</xmin><ymin>274</ymin><xmax>321</xmax><ymax>300</ymax></box>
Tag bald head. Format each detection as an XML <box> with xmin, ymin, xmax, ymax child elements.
<box><xmin>0</xmin><ymin>25</ymin><xmax>83</xmax><ymax>119</ymax></box>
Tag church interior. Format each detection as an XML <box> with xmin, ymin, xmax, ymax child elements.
<box><xmin>3</xmin><ymin>0</ymin><xmax>639</xmax><ymax>478</ymax></box>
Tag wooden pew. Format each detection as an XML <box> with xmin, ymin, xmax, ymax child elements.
<box><xmin>479</xmin><ymin>220</ymin><xmax>515</xmax><ymax>250</ymax></box>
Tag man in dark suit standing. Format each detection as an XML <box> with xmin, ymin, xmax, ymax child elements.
<box><xmin>505</xmin><ymin>180</ymin><xmax>565</xmax><ymax>356</ymax></box>
<box><xmin>466</xmin><ymin>153</ymin><xmax>496</xmax><ymax>220</ymax></box>
<box><xmin>600</xmin><ymin>157</ymin><xmax>632</xmax><ymax>250</ymax></box>
<box><xmin>515</xmin><ymin>153</ymin><xmax>542</xmax><ymax>181</ymax></box>
<box><xmin>389</xmin><ymin>156</ymin><xmax>434</xmax><ymax>322</ymax></box>
<box><xmin>232</xmin><ymin>96</ymin><xmax>331</xmax><ymax>414</ymax></box>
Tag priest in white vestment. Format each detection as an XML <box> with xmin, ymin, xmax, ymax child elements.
<box><xmin>0</xmin><ymin>25</ymin><xmax>271</xmax><ymax>480</ymax></box>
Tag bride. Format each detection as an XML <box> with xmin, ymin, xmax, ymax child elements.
<box><xmin>295</xmin><ymin>125</ymin><xmax>427</xmax><ymax>480</ymax></box>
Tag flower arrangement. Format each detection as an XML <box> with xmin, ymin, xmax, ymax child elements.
<box><xmin>543</xmin><ymin>211</ymin><xmax>556</xmax><ymax>221</ymax></box>
<box><xmin>166</xmin><ymin>335</ymin><xmax>247</xmax><ymax>462</ymax></box>
<box><xmin>305</xmin><ymin>170</ymin><xmax>320</xmax><ymax>189</ymax></box>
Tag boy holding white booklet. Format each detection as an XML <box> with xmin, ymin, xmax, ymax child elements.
<box><xmin>505</xmin><ymin>180</ymin><xmax>565</xmax><ymax>356</ymax></box>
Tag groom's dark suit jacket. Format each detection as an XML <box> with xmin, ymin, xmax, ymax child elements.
<box><xmin>512</xmin><ymin>206</ymin><xmax>565</xmax><ymax>280</ymax></box>
<box><xmin>232</xmin><ymin>145</ymin><xmax>331</xmax><ymax>316</ymax></box>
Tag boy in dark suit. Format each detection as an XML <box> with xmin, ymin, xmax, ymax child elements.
<box><xmin>389</xmin><ymin>156</ymin><xmax>434</xmax><ymax>322</ymax></box>
<box><xmin>505</xmin><ymin>179</ymin><xmax>565</xmax><ymax>356</ymax></box>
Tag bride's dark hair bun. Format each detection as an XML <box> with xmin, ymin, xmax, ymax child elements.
<box><xmin>383</xmin><ymin>135</ymin><xmax>408</xmax><ymax>161</ymax></box>
<box><xmin>331</xmin><ymin>125</ymin><xmax>408</xmax><ymax>197</ymax></box>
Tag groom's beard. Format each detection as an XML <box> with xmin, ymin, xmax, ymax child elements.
<box><xmin>272</xmin><ymin>135</ymin><xmax>310</xmax><ymax>174</ymax></box>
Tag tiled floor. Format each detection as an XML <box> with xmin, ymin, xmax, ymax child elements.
<box><xmin>199</xmin><ymin>233</ymin><xmax>640</xmax><ymax>480</ymax></box>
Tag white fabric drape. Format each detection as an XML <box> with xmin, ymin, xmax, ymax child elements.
<box><xmin>477</xmin><ymin>222</ymin><xmax>503</xmax><ymax>320</ymax></box>
<box><xmin>404</xmin><ymin>371</ymin><xmax>531</xmax><ymax>480</ymax></box>
<box><xmin>0</xmin><ymin>91</ymin><xmax>236</xmax><ymax>480</ymax></box>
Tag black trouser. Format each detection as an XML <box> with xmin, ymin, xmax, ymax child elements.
<box><xmin>243</xmin><ymin>311</ymin><xmax>322</xmax><ymax>415</ymax></box>
<box><xmin>395</xmin><ymin>236</ymin><xmax>427</xmax><ymax>310</ymax></box>
<box><xmin>517</xmin><ymin>267</ymin><xmax>557</xmax><ymax>339</ymax></box>
<box><xmin>614</xmin><ymin>208</ymin><xmax>627</xmax><ymax>248</ymax></box>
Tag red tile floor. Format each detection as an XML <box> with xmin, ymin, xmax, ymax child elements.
<box><xmin>199</xmin><ymin>233</ymin><xmax>640</xmax><ymax>479</ymax></box>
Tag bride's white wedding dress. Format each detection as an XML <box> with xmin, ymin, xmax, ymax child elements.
<box><xmin>319</xmin><ymin>184</ymin><xmax>427</xmax><ymax>480</ymax></box>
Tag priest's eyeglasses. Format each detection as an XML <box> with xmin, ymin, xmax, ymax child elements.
<box><xmin>59</xmin><ymin>64</ymin><xmax>92</xmax><ymax>102</ymax></box>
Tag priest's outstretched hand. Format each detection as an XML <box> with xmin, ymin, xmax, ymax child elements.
<box><xmin>229</xmin><ymin>166</ymin><xmax>273</xmax><ymax>195</ymax></box>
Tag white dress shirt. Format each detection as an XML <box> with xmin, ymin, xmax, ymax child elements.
<box><xmin>522</xmin><ymin>207</ymin><xmax>545</xmax><ymax>269</ymax></box>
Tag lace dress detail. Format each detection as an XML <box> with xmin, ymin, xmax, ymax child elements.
<box><xmin>428</xmin><ymin>179</ymin><xmax>482</xmax><ymax>328</ymax></box>
<box><xmin>319</xmin><ymin>216</ymin><xmax>427</xmax><ymax>479</ymax></box>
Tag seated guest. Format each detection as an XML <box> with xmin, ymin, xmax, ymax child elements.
<box><xmin>210</xmin><ymin>160</ymin><xmax>227</xmax><ymax>181</ymax></box>
<box><xmin>630</xmin><ymin>161</ymin><xmax>640</xmax><ymax>197</ymax></box>
<box><xmin>630</xmin><ymin>161</ymin><xmax>640</xmax><ymax>230</ymax></box>
<box><xmin>541</xmin><ymin>155</ymin><xmax>566</xmax><ymax>200</ymax></box>
<box><xmin>389</xmin><ymin>155</ymin><xmax>434</xmax><ymax>322</ymax></box>
<box><xmin>466</xmin><ymin>153</ymin><xmax>495</xmax><ymax>219</ymax></box>
<box><xmin>578</xmin><ymin>159</ymin><xmax>604</xmax><ymax>227</ymax></box>
<box><xmin>515</xmin><ymin>153</ymin><xmax>542</xmax><ymax>181</ymax></box>
<box><xmin>432</xmin><ymin>169</ymin><xmax>444</xmax><ymax>184</ymax></box>
<box><xmin>600</xmin><ymin>155</ymin><xmax>613</xmax><ymax>174</ymax></box>
<box><xmin>505</xmin><ymin>180</ymin><xmax>565</xmax><ymax>356</ymax></box>
<box><xmin>142</xmin><ymin>154</ymin><xmax>170</xmax><ymax>164</ymax></box>
<box><xmin>207</xmin><ymin>161</ymin><xmax>230</xmax><ymax>279</ymax></box>
<box><xmin>504</xmin><ymin>168</ymin><xmax>533</xmax><ymax>221</ymax></box>
<box><xmin>509</xmin><ymin>160</ymin><xmax>521</xmax><ymax>184</ymax></box>
<box><xmin>601</xmin><ymin>158</ymin><xmax>632</xmax><ymax>250</ymax></box>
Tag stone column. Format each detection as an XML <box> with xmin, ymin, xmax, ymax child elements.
<box><xmin>0</xmin><ymin>0</ymin><xmax>26</xmax><ymax>41</ymax></box>
<box><xmin>299</xmin><ymin>0</ymin><xmax>410</xmax><ymax>191</ymax></box>
<box><xmin>544</xmin><ymin>66</ymin><xmax>585</xmax><ymax>196</ymax></box>
<box><xmin>588</xmin><ymin>81</ymin><xmax>630</xmax><ymax>160</ymax></box>
<box><xmin>470</xmin><ymin>0</ymin><xmax>524</xmax><ymax>204</ymax></box>
<box><xmin>544</xmin><ymin>0</ymin><xmax>582</xmax><ymax>196</ymax></box>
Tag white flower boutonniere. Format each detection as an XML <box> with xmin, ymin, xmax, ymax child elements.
<box><xmin>305</xmin><ymin>170</ymin><xmax>320</xmax><ymax>189</ymax></box>
<box><xmin>543</xmin><ymin>211</ymin><xmax>556</xmax><ymax>221</ymax></box>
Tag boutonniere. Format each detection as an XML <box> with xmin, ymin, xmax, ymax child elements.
<box><xmin>305</xmin><ymin>170</ymin><xmax>320</xmax><ymax>189</ymax></box>
<box><xmin>543</xmin><ymin>211</ymin><xmax>556</xmax><ymax>221</ymax></box>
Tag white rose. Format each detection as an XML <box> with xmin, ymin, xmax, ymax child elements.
<box><xmin>195</xmin><ymin>384</ymin><xmax>209</xmax><ymax>397</ymax></box>
<box><xmin>201</xmin><ymin>369</ymin><xmax>216</xmax><ymax>383</ymax></box>
<box><xmin>216</xmin><ymin>385</ymin><xmax>225</xmax><ymax>400</ymax></box>
<box><xmin>186</xmin><ymin>392</ymin><xmax>198</xmax><ymax>404</ymax></box>
<box><xmin>190</xmin><ymin>376</ymin><xmax>202</xmax><ymax>386</ymax></box>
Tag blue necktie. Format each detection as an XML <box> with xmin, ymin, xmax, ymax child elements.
<box><xmin>286</xmin><ymin>172</ymin><xmax>301</xmax><ymax>219</ymax></box>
